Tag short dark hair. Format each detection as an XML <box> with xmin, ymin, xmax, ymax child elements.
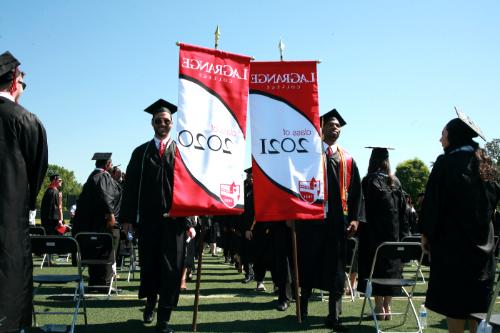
<box><xmin>95</xmin><ymin>159</ymin><xmax>110</xmax><ymax>169</ymax></box>
<box><xmin>0</xmin><ymin>70</ymin><xmax>24</xmax><ymax>91</ymax></box>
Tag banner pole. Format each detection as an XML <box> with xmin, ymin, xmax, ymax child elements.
<box><xmin>278</xmin><ymin>39</ymin><xmax>285</xmax><ymax>61</ymax></box>
<box><xmin>192</xmin><ymin>219</ymin><xmax>206</xmax><ymax>331</ymax></box>
<box><xmin>278</xmin><ymin>39</ymin><xmax>301</xmax><ymax>324</ymax></box>
<box><xmin>214</xmin><ymin>25</ymin><xmax>221</xmax><ymax>50</ymax></box>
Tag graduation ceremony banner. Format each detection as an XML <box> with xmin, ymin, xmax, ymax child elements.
<box><xmin>250</xmin><ymin>61</ymin><xmax>324</xmax><ymax>221</ymax></box>
<box><xmin>170</xmin><ymin>43</ymin><xmax>252</xmax><ymax>216</ymax></box>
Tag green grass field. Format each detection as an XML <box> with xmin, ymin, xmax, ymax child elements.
<box><xmin>28</xmin><ymin>252</ymin><xmax>498</xmax><ymax>333</ymax></box>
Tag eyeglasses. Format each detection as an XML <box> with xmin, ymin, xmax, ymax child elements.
<box><xmin>18</xmin><ymin>81</ymin><xmax>26</xmax><ymax>90</ymax></box>
<box><xmin>154</xmin><ymin>118</ymin><xmax>171</xmax><ymax>125</ymax></box>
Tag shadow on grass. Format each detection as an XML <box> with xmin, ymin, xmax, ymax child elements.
<box><xmin>188</xmin><ymin>315</ymin><xmax>376</xmax><ymax>333</ymax></box>
<box><xmin>34</xmin><ymin>299</ymin><xmax>144</xmax><ymax>309</ymax></box>
<box><xmin>177</xmin><ymin>299</ymin><xmax>279</xmax><ymax>312</ymax></box>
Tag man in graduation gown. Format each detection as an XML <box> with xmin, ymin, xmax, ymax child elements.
<box><xmin>121</xmin><ymin>99</ymin><xmax>196</xmax><ymax>333</ymax></box>
<box><xmin>41</xmin><ymin>173</ymin><xmax>64</xmax><ymax>235</ymax></box>
<box><xmin>297</xmin><ymin>109</ymin><xmax>365</xmax><ymax>331</ymax></box>
<box><xmin>0</xmin><ymin>51</ymin><xmax>48</xmax><ymax>333</ymax></box>
<box><xmin>72</xmin><ymin>153</ymin><xmax>121</xmax><ymax>287</ymax></box>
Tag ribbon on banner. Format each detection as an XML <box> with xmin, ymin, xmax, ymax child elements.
<box><xmin>170</xmin><ymin>43</ymin><xmax>251</xmax><ymax>216</ymax></box>
<box><xmin>250</xmin><ymin>61</ymin><xmax>325</xmax><ymax>221</ymax></box>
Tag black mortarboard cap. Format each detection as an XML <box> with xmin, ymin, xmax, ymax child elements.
<box><xmin>365</xmin><ymin>146</ymin><xmax>394</xmax><ymax>159</ymax></box>
<box><xmin>0</xmin><ymin>51</ymin><xmax>20</xmax><ymax>83</ymax></box>
<box><xmin>454</xmin><ymin>107</ymin><xmax>486</xmax><ymax>141</ymax></box>
<box><xmin>91</xmin><ymin>152</ymin><xmax>112</xmax><ymax>161</ymax></box>
<box><xmin>144</xmin><ymin>99</ymin><xmax>177</xmax><ymax>116</ymax></box>
<box><xmin>320</xmin><ymin>108</ymin><xmax>346</xmax><ymax>127</ymax></box>
<box><xmin>244</xmin><ymin>167</ymin><xmax>252</xmax><ymax>174</ymax></box>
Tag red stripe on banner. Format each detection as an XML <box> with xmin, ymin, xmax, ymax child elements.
<box><xmin>171</xmin><ymin>149</ymin><xmax>243</xmax><ymax>216</ymax></box>
<box><xmin>252</xmin><ymin>159</ymin><xmax>324</xmax><ymax>221</ymax></box>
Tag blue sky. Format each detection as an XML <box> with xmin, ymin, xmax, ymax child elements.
<box><xmin>2</xmin><ymin>1</ymin><xmax>499</xmax><ymax>183</ymax></box>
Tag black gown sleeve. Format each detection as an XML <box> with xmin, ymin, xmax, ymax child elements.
<box><xmin>348</xmin><ymin>159</ymin><xmax>366</xmax><ymax>223</ymax></box>
<box><xmin>121</xmin><ymin>146</ymin><xmax>144</xmax><ymax>226</ymax></box>
<box><xmin>420</xmin><ymin>155</ymin><xmax>444</xmax><ymax>243</ymax></box>
<box><xmin>97</xmin><ymin>173</ymin><xmax>116</xmax><ymax>215</ymax></box>
<box><xmin>19</xmin><ymin>112</ymin><xmax>48</xmax><ymax>209</ymax></box>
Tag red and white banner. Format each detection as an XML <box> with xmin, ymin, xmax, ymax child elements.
<box><xmin>250</xmin><ymin>61</ymin><xmax>324</xmax><ymax>221</ymax></box>
<box><xmin>170</xmin><ymin>43</ymin><xmax>251</xmax><ymax>216</ymax></box>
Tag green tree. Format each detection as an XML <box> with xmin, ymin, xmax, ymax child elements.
<box><xmin>485</xmin><ymin>138</ymin><xmax>500</xmax><ymax>166</ymax></box>
<box><xmin>36</xmin><ymin>164</ymin><xmax>82</xmax><ymax>211</ymax></box>
<box><xmin>395</xmin><ymin>158</ymin><xmax>430</xmax><ymax>202</ymax></box>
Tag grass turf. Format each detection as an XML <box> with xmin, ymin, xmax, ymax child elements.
<box><xmin>28</xmin><ymin>253</ymin><xmax>496</xmax><ymax>333</ymax></box>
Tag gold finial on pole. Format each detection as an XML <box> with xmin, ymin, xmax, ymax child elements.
<box><xmin>279</xmin><ymin>39</ymin><xmax>285</xmax><ymax>61</ymax></box>
<box><xmin>215</xmin><ymin>25</ymin><xmax>221</xmax><ymax>50</ymax></box>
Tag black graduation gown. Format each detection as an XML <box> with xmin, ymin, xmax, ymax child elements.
<box><xmin>121</xmin><ymin>140</ymin><xmax>193</xmax><ymax>306</ymax></box>
<box><xmin>237</xmin><ymin>180</ymin><xmax>256</xmax><ymax>268</ymax></box>
<box><xmin>0</xmin><ymin>96</ymin><xmax>48</xmax><ymax>332</ymax></box>
<box><xmin>297</xmin><ymin>149</ymin><xmax>365</xmax><ymax>296</ymax></box>
<box><xmin>357</xmin><ymin>173</ymin><xmax>408</xmax><ymax>295</ymax></box>
<box><xmin>72</xmin><ymin>169</ymin><xmax>120</xmax><ymax>234</ymax></box>
<box><xmin>41</xmin><ymin>187</ymin><xmax>60</xmax><ymax>235</ymax></box>
<box><xmin>421</xmin><ymin>147</ymin><xmax>500</xmax><ymax>319</ymax></box>
<box><xmin>72</xmin><ymin>169</ymin><xmax>121</xmax><ymax>285</ymax></box>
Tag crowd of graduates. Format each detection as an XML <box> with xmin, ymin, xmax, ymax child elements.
<box><xmin>1</xmin><ymin>49</ymin><xmax>500</xmax><ymax>333</ymax></box>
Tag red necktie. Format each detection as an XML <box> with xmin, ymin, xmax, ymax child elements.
<box><xmin>326</xmin><ymin>146</ymin><xmax>334</xmax><ymax>158</ymax></box>
<box><xmin>159</xmin><ymin>140</ymin><xmax>166</xmax><ymax>158</ymax></box>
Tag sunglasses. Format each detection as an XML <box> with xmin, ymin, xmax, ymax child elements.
<box><xmin>154</xmin><ymin>118</ymin><xmax>171</xmax><ymax>125</ymax></box>
<box><xmin>18</xmin><ymin>81</ymin><xmax>27</xmax><ymax>89</ymax></box>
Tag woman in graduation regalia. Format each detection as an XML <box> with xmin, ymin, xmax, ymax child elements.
<box><xmin>0</xmin><ymin>51</ymin><xmax>48</xmax><ymax>333</ymax></box>
<box><xmin>357</xmin><ymin>147</ymin><xmax>409</xmax><ymax>320</ymax></box>
<box><xmin>121</xmin><ymin>99</ymin><xmax>196</xmax><ymax>333</ymax></box>
<box><xmin>421</xmin><ymin>110</ymin><xmax>500</xmax><ymax>333</ymax></box>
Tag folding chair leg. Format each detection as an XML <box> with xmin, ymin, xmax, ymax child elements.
<box><xmin>417</xmin><ymin>268</ymin><xmax>426</xmax><ymax>284</ymax></box>
<box><xmin>345</xmin><ymin>272</ymin><xmax>355</xmax><ymax>302</ymax></box>
<box><xmin>40</xmin><ymin>254</ymin><xmax>47</xmax><ymax>269</ymax></box>
<box><xmin>359</xmin><ymin>294</ymin><xmax>367</xmax><ymax>325</ymax></box>
<box><xmin>367</xmin><ymin>296</ymin><xmax>383</xmax><ymax>333</ymax></box>
<box><xmin>81</xmin><ymin>282</ymin><xmax>88</xmax><ymax>325</ymax></box>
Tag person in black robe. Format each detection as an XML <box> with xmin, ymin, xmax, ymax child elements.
<box><xmin>297</xmin><ymin>108</ymin><xmax>365</xmax><ymax>331</ymax></box>
<box><xmin>0</xmin><ymin>51</ymin><xmax>48</xmax><ymax>333</ymax></box>
<box><xmin>421</xmin><ymin>112</ymin><xmax>500</xmax><ymax>333</ymax></box>
<box><xmin>357</xmin><ymin>147</ymin><xmax>409</xmax><ymax>320</ymax></box>
<box><xmin>120</xmin><ymin>99</ymin><xmax>196</xmax><ymax>333</ymax></box>
<box><xmin>72</xmin><ymin>152</ymin><xmax>121</xmax><ymax>287</ymax></box>
<box><xmin>41</xmin><ymin>173</ymin><xmax>63</xmax><ymax>235</ymax></box>
<box><xmin>237</xmin><ymin>168</ymin><xmax>255</xmax><ymax>284</ymax></box>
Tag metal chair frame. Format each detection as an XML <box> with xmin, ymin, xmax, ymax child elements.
<box><xmin>75</xmin><ymin>232</ymin><xmax>118</xmax><ymax>296</ymax></box>
<box><xmin>31</xmin><ymin>235</ymin><xmax>87</xmax><ymax>333</ymax></box>
<box><xmin>401</xmin><ymin>235</ymin><xmax>427</xmax><ymax>284</ymax></box>
<box><xmin>358</xmin><ymin>241</ymin><xmax>424</xmax><ymax>333</ymax></box>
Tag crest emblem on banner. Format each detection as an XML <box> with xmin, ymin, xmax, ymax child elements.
<box><xmin>298</xmin><ymin>177</ymin><xmax>321</xmax><ymax>204</ymax></box>
<box><xmin>220</xmin><ymin>182</ymin><xmax>241</xmax><ymax>208</ymax></box>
